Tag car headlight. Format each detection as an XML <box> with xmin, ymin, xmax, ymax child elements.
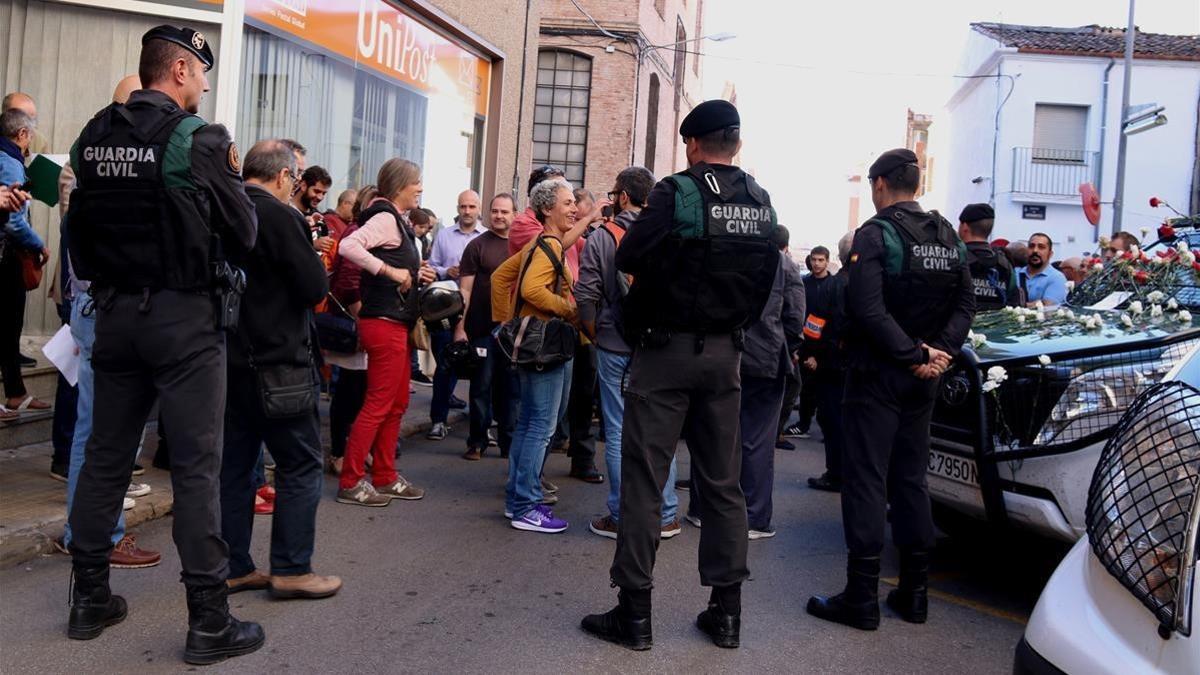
<box><xmin>1086</xmin><ymin>381</ymin><xmax>1200</xmax><ymax>638</ymax></box>
<box><xmin>1034</xmin><ymin>339</ymin><xmax>1200</xmax><ymax>447</ymax></box>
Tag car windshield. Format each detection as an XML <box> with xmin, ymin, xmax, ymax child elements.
<box><xmin>1068</xmin><ymin>217</ymin><xmax>1200</xmax><ymax>310</ymax></box>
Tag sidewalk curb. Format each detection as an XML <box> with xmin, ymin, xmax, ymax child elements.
<box><xmin>0</xmin><ymin>410</ymin><xmax>466</xmax><ymax>569</ymax></box>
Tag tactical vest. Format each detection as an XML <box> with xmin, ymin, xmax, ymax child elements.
<box><xmin>68</xmin><ymin>100</ymin><xmax>212</xmax><ymax>292</ymax></box>
<box><xmin>966</xmin><ymin>245</ymin><xmax>1015</xmax><ymax>311</ymax></box>
<box><xmin>357</xmin><ymin>200</ymin><xmax>420</xmax><ymax>326</ymax></box>
<box><xmin>871</xmin><ymin>207</ymin><xmax>967</xmax><ymax>343</ymax></box>
<box><xmin>623</xmin><ymin>164</ymin><xmax>780</xmax><ymax>335</ymax></box>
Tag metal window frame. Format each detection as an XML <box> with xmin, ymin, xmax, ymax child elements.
<box><xmin>532</xmin><ymin>49</ymin><xmax>591</xmax><ymax>187</ymax></box>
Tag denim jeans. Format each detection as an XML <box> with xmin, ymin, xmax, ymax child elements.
<box><xmin>597</xmin><ymin>349</ymin><xmax>677</xmax><ymax>525</ymax></box>
<box><xmin>64</xmin><ymin>295</ymin><xmax>124</xmax><ymax>548</ymax></box>
<box><xmin>221</xmin><ymin>366</ymin><xmax>324</xmax><ymax>578</ymax></box>
<box><xmin>467</xmin><ymin>335</ymin><xmax>517</xmax><ymax>453</ymax></box>
<box><xmin>506</xmin><ymin>359</ymin><xmax>570</xmax><ymax>519</ymax></box>
<box><xmin>430</xmin><ymin>327</ymin><xmax>458</xmax><ymax>424</ymax></box>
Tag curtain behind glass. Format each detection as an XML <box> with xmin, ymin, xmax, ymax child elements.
<box><xmin>237</xmin><ymin>28</ymin><xmax>340</xmax><ymax>171</ymax></box>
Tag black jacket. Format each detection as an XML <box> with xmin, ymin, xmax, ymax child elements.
<box><xmin>844</xmin><ymin>201</ymin><xmax>975</xmax><ymax>369</ymax></box>
<box><xmin>800</xmin><ymin>270</ymin><xmax>847</xmax><ymax>370</ymax></box>
<box><xmin>228</xmin><ymin>184</ymin><xmax>329</xmax><ymax>369</ymax></box>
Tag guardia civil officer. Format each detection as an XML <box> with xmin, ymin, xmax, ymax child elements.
<box><xmin>65</xmin><ymin>26</ymin><xmax>262</xmax><ymax>664</ymax></box>
<box><xmin>807</xmin><ymin>149</ymin><xmax>975</xmax><ymax>630</ymax></box>
<box><xmin>581</xmin><ymin>100</ymin><xmax>780</xmax><ymax>650</ymax></box>
<box><xmin>958</xmin><ymin>203</ymin><xmax>1019</xmax><ymax>310</ymax></box>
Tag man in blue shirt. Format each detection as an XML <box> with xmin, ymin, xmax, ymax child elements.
<box><xmin>1019</xmin><ymin>233</ymin><xmax>1068</xmax><ymax>307</ymax></box>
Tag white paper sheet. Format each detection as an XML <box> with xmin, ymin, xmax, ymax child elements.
<box><xmin>41</xmin><ymin>324</ymin><xmax>80</xmax><ymax>387</ymax></box>
<box><xmin>1088</xmin><ymin>292</ymin><xmax>1132</xmax><ymax>311</ymax></box>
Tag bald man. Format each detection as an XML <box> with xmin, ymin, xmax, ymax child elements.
<box><xmin>423</xmin><ymin>188</ymin><xmax>484</xmax><ymax>441</ymax></box>
<box><xmin>2</xmin><ymin>91</ymin><xmax>48</xmax><ymax>155</ymax></box>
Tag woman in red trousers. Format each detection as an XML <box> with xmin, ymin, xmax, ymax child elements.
<box><xmin>334</xmin><ymin>159</ymin><xmax>434</xmax><ymax>506</ymax></box>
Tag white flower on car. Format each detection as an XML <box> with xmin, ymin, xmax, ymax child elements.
<box><xmin>1183</xmin><ymin>251</ymin><xmax>1196</xmax><ymax>265</ymax></box>
<box><xmin>1085</xmin><ymin>315</ymin><xmax>1102</xmax><ymax>330</ymax></box>
<box><xmin>981</xmin><ymin>380</ymin><xmax>999</xmax><ymax>393</ymax></box>
<box><xmin>1065</xmin><ymin>309</ymin><xmax>1076</xmax><ymax>320</ymax></box>
<box><xmin>1036</xmin><ymin>311</ymin><xmax>1047</xmax><ymax>322</ymax></box>
<box><xmin>1179</xmin><ymin>241</ymin><xmax>1190</xmax><ymax>252</ymax></box>
<box><xmin>1147</xmin><ymin>290</ymin><xmax>1166</xmax><ymax>303</ymax></box>
<box><xmin>986</xmin><ymin>366</ymin><xmax>1008</xmax><ymax>384</ymax></box>
<box><xmin>1169</xmin><ymin>298</ymin><xmax>1180</xmax><ymax>310</ymax></box>
<box><xmin>1121</xmin><ymin>313</ymin><xmax>1134</xmax><ymax>328</ymax></box>
<box><xmin>967</xmin><ymin>330</ymin><xmax>987</xmax><ymax>349</ymax></box>
<box><xmin>1037</xmin><ymin>354</ymin><xmax>1052</xmax><ymax>366</ymax></box>
<box><xmin>1151</xmin><ymin>256</ymin><xmax>1167</xmax><ymax>265</ymax></box>
<box><xmin>1093</xmin><ymin>262</ymin><xmax>1104</xmax><ymax>271</ymax></box>
<box><xmin>1151</xmin><ymin>304</ymin><xmax>1164</xmax><ymax>318</ymax></box>
<box><xmin>1065</xmin><ymin>280</ymin><xmax>1076</xmax><ymax>292</ymax></box>
<box><xmin>1129</xmin><ymin>300</ymin><xmax>1144</xmax><ymax>315</ymax></box>
<box><xmin>1131</xmin><ymin>245</ymin><xmax>1141</xmax><ymax>258</ymax></box>
<box><xmin>1179</xmin><ymin>310</ymin><xmax>1193</xmax><ymax>323</ymax></box>
<box><xmin>1035</xmin><ymin>301</ymin><xmax>1045</xmax><ymax>310</ymax></box>
<box><xmin>1016</xmin><ymin>314</ymin><xmax>1027</xmax><ymax>324</ymax></box>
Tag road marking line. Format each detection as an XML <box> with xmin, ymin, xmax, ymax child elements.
<box><xmin>881</xmin><ymin>577</ymin><xmax>1029</xmax><ymax>626</ymax></box>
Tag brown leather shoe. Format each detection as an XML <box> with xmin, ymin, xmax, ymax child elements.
<box><xmin>269</xmin><ymin>573</ymin><xmax>343</xmax><ymax>600</ymax></box>
<box><xmin>109</xmin><ymin>535</ymin><xmax>162</xmax><ymax>569</ymax></box>
<box><xmin>227</xmin><ymin>570</ymin><xmax>270</xmax><ymax>594</ymax></box>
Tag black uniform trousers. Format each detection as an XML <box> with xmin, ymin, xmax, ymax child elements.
<box><xmin>840</xmin><ymin>364</ymin><xmax>938</xmax><ymax>557</ymax></box>
<box><xmin>796</xmin><ymin>367</ymin><xmax>819</xmax><ymax>432</ymax></box>
<box><xmin>815</xmin><ymin>367</ymin><xmax>846</xmax><ymax>480</ymax></box>
<box><xmin>69</xmin><ymin>290</ymin><xmax>229</xmax><ymax>587</ymax></box>
<box><xmin>221</xmin><ymin>366</ymin><xmax>324</xmax><ymax>579</ymax></box>
<box><xmin>612</xmin><ymin>333</ymin><xmax>749</xmax><ymax>591</ymax></box>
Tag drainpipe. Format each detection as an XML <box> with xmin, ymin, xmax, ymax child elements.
<box><xmin>511</xmin><ymin>0</ymin><xmax>533</xmax><ymax>201</ymax></box>
<box><xmin>989</xmin><ymin>60</ymin><xmax>1003</xmax><ymax>205</ymax></box>
<box><xmin>1096</xmin><ymin>58</ymin><xmax>1116</xmax><ymax>241</ymax></box>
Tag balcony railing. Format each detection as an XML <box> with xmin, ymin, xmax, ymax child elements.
<box><xmin>1012</xmin><ymin>147</ymin><xmax>1100</xmax><ymax>198</ymax></box>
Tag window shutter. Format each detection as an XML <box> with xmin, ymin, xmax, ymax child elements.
<box><xmin>1033</xmin><ymin>104</ymin><xmax>1088</xmax><ymax>161</ymax></box>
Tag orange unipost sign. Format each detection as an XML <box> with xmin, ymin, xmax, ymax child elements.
<box><xmin>244</xmin><ymin>0</ymin><xmax>490</xmax><ymax>117</ymax></box>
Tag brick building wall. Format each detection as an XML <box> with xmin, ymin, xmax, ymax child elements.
<box><xmin>536</xmin><ymin>0</ymin><xmax>705</xmax><ymax>198</ymax></box>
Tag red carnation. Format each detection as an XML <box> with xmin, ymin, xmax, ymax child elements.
<box><xmin>1150</xmin><ymin>197</ymin><xmax>1161</xmax><ymax>208</ymax></box>
<box><xmin>1159</xmin><ymin>223</ymin><xmax>1176</xmax><ymax>240</ymax></box>
<box><xmin>1134</xmin><ymin>270</ymin><xmax>1148</xmax><ymax>284</ymax></box>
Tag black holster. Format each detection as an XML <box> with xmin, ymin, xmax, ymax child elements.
<box><xmin>211</xmin><ymin>261</ymin><xmax>246</xmax><ymax>332</ymax></box>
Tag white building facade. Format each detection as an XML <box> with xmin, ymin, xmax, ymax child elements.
<box><xmin>943</xmin><ymin>23</ymin><xmax>1200</xmax><ymax>257</ymax></box>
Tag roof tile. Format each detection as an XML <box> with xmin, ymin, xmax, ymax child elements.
<box><xmin>972</xmin><ymin>22</ymin><xmax>1200</xmax><ymax>61</ymax></box>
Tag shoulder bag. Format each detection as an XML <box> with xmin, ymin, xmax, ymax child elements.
<box><xmin>496</xmin><ymin>236</ymin><xmax>578</xmax><ymax>370</ymax></box>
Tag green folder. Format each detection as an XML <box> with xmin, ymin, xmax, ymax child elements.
<box><xmin>26</xmin><ymin>153</ymin><xmax>66</xmax><ymax>208</ymax></box>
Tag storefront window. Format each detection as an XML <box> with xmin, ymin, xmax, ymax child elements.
<box><xmin>238</xmin><ymin>0</ymin><xmax>490</xmax><ymax>213</ymax></box>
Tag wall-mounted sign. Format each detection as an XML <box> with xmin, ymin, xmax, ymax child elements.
<box><xmin>1023</xmin><ymin>204</ymin><xmax>1046</xmax><ymax>220</ymax></box>
<box><xmin>245</xmin><ymin>0</ymin><xmax>490</xmax><ymax>116</ymax></box>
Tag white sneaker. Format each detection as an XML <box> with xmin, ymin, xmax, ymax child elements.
<box><xmin>127</xmin><ymin>482</ymin><xmax>151</xmax><ymax>498</ymax></box>
<box><xmin>685</xmin><ymin>514</ymin><xmax>702</xmax><ymax>528</ymax></box>
<box><xmin>123</xmin><ymin>497</ymin><xmax>136</xmax><ymax>511</ymax></box>
<box><xmin>426</xmin><ymin>422</ymin><xmax>449</xmax><ymax>441</ymax></box>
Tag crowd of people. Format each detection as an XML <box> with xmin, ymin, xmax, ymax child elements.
<box><xmin>0</xmin><ymin>23</ymin><xmax>1149</xmax><ymax>665</ymax></box>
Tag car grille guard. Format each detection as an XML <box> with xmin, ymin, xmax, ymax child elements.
<box><xmin>1086</xmin><ymin>381</ymin><xmax>1200</xmax><ymax>639</ymax></box>
<box><xmin>929</xmin><ymin>333</ymin><xmax>1200</xmax><ymax>529</ymax></box>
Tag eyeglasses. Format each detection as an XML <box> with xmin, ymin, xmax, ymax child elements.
<box><xmin>607</xmin><ymin>191</ymin><xmax>622</xmax><ymax>201</ymax></box>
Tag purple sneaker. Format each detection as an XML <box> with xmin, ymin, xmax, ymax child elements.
<box><xmin>511</xmin><ymin>506</ymin><xmax>569</xmax><ymax>533</ymax></box>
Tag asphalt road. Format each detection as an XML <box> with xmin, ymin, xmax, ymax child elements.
<box><xmin>0</xmin><ymin>426</ymin><xmax>1067</xmax><ymax>674</ymax></box>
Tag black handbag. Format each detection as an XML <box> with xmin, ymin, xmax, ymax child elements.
<box><xmin>315</xmin><ymin>293</ymin><xmax>359</xmax><ymax>354</ymax></box>
<box><xmin>239</xmin><ymin>332</ymin><xmax>317</xmax><ymax>419</ymax></box>
<box><xmin>496</xmin><ymin>236</ymin><xmax>578</xmax><ymax>371</ymax></box>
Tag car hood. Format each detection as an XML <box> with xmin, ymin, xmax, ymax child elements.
<box><xmin>967</xmin><ymin>307</ymin><xmax>1200</xmax><ymax>363</ymax></box>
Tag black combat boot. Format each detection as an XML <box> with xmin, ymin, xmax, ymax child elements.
<box><xmin>886</xmin><ymin>549</ymin><xmax>929</xmax><ymax>624</ymax></box>
<box><xmin>580</xmin><ymin>588</ymin><xmax>653</xmax><ymax>651</ymax></box>
<box><xmin>68</xmin><ymin>565</ymin><xmax>128</xmax><ymax>640</ymax></box>
<box><xmin>696</xmin><ymin>584</ymin><xmax>741</xmax><ymax>648</ymax></box>
<box><xmin>183</xmin><ymin>584</ymin><xmax>266</xmax><ymax>665</ymax></box>
<box><xmin>806</xmin><ymin>556</ymin><xmax>881</xmax><ymax>631</ymax></box>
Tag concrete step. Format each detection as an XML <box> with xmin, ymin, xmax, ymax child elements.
<box><xmin>0</xmin><ymin>334</ymin><xmax>63</xmax><ymax>450</ymax></box>
<box><xmin>0</xmin><ymin>410</ymin><xmax>54</xmax><ymax>451</ymax></box>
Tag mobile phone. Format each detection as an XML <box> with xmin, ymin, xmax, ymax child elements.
<box><xmin>601</xmin><ymin>205</ymin><xmax>613</xmax><ymax>219</ymax></box>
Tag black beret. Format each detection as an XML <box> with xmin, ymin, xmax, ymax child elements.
<box><xmin>143</xmin><ymin>25</ymin><xmax>215</xmax><ymax>71</ymax></box>
<box><xmin>867</xmin><ymin>148</ymin><xmax>918</xmax><ymax>180</ymax></box>
<box><xmin>679</xmin><ymin>99</ymin><xmax>740</xmax><ymax>138</ymax></box>
<box><xmin>959</xmin><ymin>203</ymin><xmax>994</xmax><ymax>223</ymax></box>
